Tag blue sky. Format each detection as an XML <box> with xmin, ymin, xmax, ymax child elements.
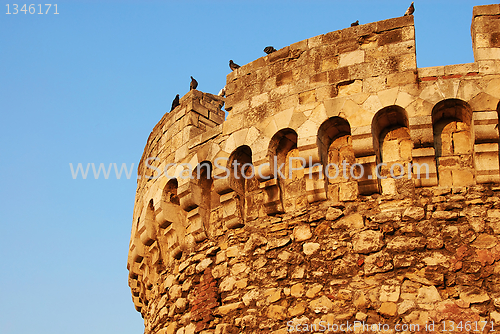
<box><xmin>0</xmin><ymin>1</ymin><xmax>494</xmax><ymax>333</ymax></box>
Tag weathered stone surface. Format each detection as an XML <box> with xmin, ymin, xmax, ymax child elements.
<box><xmin>217</xmin><ymin>302</ymin><xmax>243</xmax><ymax>315</ymax></box>
<box><xmin>230</xmin><ymin>263</ymin><xmax>248</xmax><ymax>276</ymax></box>
<box><xmin>242</xmin><ymin>289</ymin><xmax>260</xmax><ymax>306</ymax></box>
<box><xmin>291</xmin><ymin>283</ymin><xmax>305</xmax><ymax>297</ymax></box>
<box><xmin>288</xmin><ymin>302</ymin><xmax>307</xmax><ymax>317</ymax></box>
<box><xmin>169</xmin><ymin>285</ymin><xmax>182</xmax><ymax>300</ymax></box>
<box><xmin>267</xmin><ymin>305</ymin><xmax>287</xmax><ymax>320</ymax></box>
<box><xmin>195</xmin><ymin>258</ymin><xmax>213</xmax><ymax>272</ymax></box>
<box><xmin>397</xmin><ymin>299</ymin><xmax>415</xmax><ymax>315</ymax></box>
<box><xmin>459</xmin><ymin>286</ymin><xmax>490</xmax><ymax>304</ymax></box>
<box><xmin>219</xmin><ymin>276</ymin><xmax>236</xmax><ymax>292</ymax></box>
<box><xmin>378</xmin><ymin>302</ymin><xmax>397</xmax><ymax>317</ymax></box>
<box><xmin>332</xmin><ymin>213</ymin><xmax>364</xmax><ymax>230</ymax></box>
<box><xmin>305</xmin><ymin>284</ymin><xmax>323</xmax><ymax>298</ymax></box>
<box><xmin>403</xmin><ymin>206</ymin><xmax>425</xmax><ymax>220</ymax></box>
<box><xmin>293</xmin><ymin>225</ymin><xmax>312</xmax><ymax>242</ymax></box>
<box><xmin>386</xmin><ymin>236</ymin><xmax>426</xmax><ymax>252</ymax></box>
<box><xmin>471</xmin><ymin>234</ymin><xmax>498</xmax><ymax>249</ymax></box>
<box><xmin>303</xmin><ymin>242</ymin><xmax>320</xmax><ymax>255</ymax></box>
<box><xmin>265</xmin><ymin>288</ymin><xmax>282</xmax><ymax>303</ymax></box>
<box><xmin>326</xmin><ymin>207</ymin><xmax>343</xmax><ymax>221</ymax></box>
<box><xmin>226</xmin><ymin>246</ymin><xmax>239</xmax><ymax>258</ymax></box>
<box><xmin>364</xmin><ymin>251</ymin><xmax>394</xmax><ymax>275</ymax></box>
<box><xmin>243</xmin><ymin>234</ymin><xmax>268</xmax><ymax>253</ymax></box>
<box><xmin>267</xmin><ymin>237</ymin><xmax>291</xmax><ymax>250</ymax></box>
<box><xmin>309</xmin><ymin>296</ymin><xmax>334</xmax><ymax>314</ymax></box>
<box><xmin>416</xmin><ymin>286</ymin><xmax>441</xmax><ymax>303</ymax></box>
<box><xmin>379</xmin><ymin>285</ymin><xmax>401</xmax><ymax>302</ymax></box>
<box><xmin>352</xmin><ymin>230</ymin><xmax>384</xmax><ymax>254</ymax></box>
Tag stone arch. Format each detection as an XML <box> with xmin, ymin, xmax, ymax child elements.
<box><xmin>372</xmin><ymin>106</ymin><xmax>410</xmax><ymax>161</ymax></box>
<box><xmin>432</xmin><ymin>99</ymin><xmax>475</xmax><ymax>187</ymax></box>
<box><xmin>140</xmin><ymin>199</ymin><xmax>156</xmax><ymax>246</ymax></box>
<box><xmin>156</xmin><ymin>178</ymin><xmax>187</xmax><ymax>261</ymax></box>
<box><xmin>228</xmin><ymin>145</ymin><xmax>253</xmax><ymax>197</ymax></box>
<box><xmin>163</xmin><ymin>178</ymin><xmax>179</xmax><ymax>205</ymax></box>
<box><xmin>156</xmin><ymin>178</ymin><xmax>181</xmax><ymax>229</ymax></box>
<box><xmin>317</xmin><ymin>116</ymin><xmax>358</xmax><ymax>202</ymax></box>
<box><xmin>372</xmin><ymin>106</ymin><xmax>414</xmax><ymax>196</ymax></box>
<box><xmin>188</xmin><ymin>161</ymin><xmax>214</xmax><ymax>242</ymax></box>
<box><xmin>266</xmin><ymin>128</ymin><xmax>305</xmax><ymax>213</ymax></box>
<box><xmin>220</xmin><ymin>145</ymin><xmax>259</xmax><ymax>226</ymax></box>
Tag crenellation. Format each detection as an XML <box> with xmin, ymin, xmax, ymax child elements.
<box><xmin>129</xmin><ymin>4</ymin><xmax>500</xmax><ymax>334</ymax></box>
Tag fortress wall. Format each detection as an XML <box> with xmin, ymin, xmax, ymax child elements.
<box><xmin>128</xmin><ymin>4</ymin><xmax>500</xmax><ymax>334</ymax></box>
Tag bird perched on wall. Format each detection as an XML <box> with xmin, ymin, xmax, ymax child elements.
<box><xmin>218</xmin><ymin>87</ymin><xmax>226</xmax><ymax>97</ymax></box>
<box><xmin>264</xmin><ymin>46</ymin><xmax>277</xmax><ymax>54</ymax></box>
<box><xmin>229</xmin><ymin>60</ymin><xmax>240</xmax><ymax>71</ymax></box>
<box><xmin>404</xmin><ymin>2</ymin><xmax>414</xmax><ymax>16</ymax></box>
<box><xmin>351</xmin><ymin>20</ymin><xmax>359</xmax><ymax>27</ymax></box>
<box><xmin>190</xmin><ymin>76</ymin><xmax>198</xmax><ymax>90</ymax></box>
<box><xmin>170</xmin><ymin>94</ymin><xmax>180</xmax><ymax>112</ymax></box>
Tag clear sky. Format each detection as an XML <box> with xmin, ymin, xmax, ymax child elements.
<box><xmin>0</xmin><ymin>1</ymin><xmax>495</xmax><ymax>333</ymax></box>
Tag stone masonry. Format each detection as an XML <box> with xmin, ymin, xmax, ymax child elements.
<box><xmin>128</xmin><ymin>4</ymin><xmax>500</xmax><ymax>333</ymax></box>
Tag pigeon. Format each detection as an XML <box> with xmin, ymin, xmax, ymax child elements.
<box><xmin>264</xmin><ymin>46</ymin><xmax>277</xmax><ymax>54</ymax></box>
<box><xmin>351</xmin><ymin>20</ymin><xmax>359</xmax><ymax>27</ymax></box>
<box><xmin>218</xmin><ymin>87</ymin><xmax>226</xmax><ymax>97</ymax></box>
<box><xmin>404</xmin><ymin>2</ymin><xmax>414</xmax><ymax>16</ymax></box>
<box><xmin>170</xmin><ymin>94</ymin><xmax>180</xmax><ymax>112</ymax></box>
<box><xmin>190</xmin><ymin>76</ymin><xmax>198</xmax><ymax>90</ymax></box>
<box><xmin>229</xmin><ymin>60</ymin><xmax>240</xmax><ymax>71</ymax></box>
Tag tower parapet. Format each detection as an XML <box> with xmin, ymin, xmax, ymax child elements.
<box><xmin>128</xmin><ymin>5</ymin><xmax>500</xmax><ymax>333</ymax></box>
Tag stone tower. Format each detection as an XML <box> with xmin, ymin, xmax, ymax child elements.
<box><xmin>128</xmin><ymin>4</ymin><xmax>500</xmax><ymax>333</ymax></box>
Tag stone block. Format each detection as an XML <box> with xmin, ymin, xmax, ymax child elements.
<box><xmin>474</xmin><ymin>149</ymin><xmax>499</xmax><ymax>171</ymax></box>
<box><xmin>387</xmin><ymin>71</ymin><xmax>416</xmax><ymax>88</ymax></box>
<box><xmin>352</xmin><ymin>230</ymin><xmax>384</xmax><ymax>254</ymax></box>
<box><xmin>381</xmin><ymin>178</ymin><xmax>397</xmax><ymax>195</ymax></box>
<box><xmin>339</xmin><ymin>50</ymin><xmax>365</xmax><ymax>68</ymax></box>
<box><xmin>453</xmin><ymin>131</ymin><xmax>472</xmax><ymax>154</ymax></box>
<box><xmin>332</xmin><ymin>213</ymin><xmax>364</xmax><ymax>230</ymax></box>
<box><xmin>338</xmin><ymin>80</ymin><xmax>362</xmax><ymax>96</ymax></box>
<box><xmin>376</xmin><ymin>16</ymin><xmax>413</xmax><ymax>33</ymax></box>
<box><xmin>473</xmin><ymin>4</ymin><xmax>500</xmax><ymax>17</ymax></box>
<box><xmin>378</xmin><ymin>29</ymin><xmax>403</xmax><ymax>46</ymax></box>
<box><xmin>378</xmin><ymin>302</ymin><xmax>397</xmax><ymax>317</ymax></box>
<box><xmin>445</xmin><ymin>62</ymin><xmax>478</xmax><ymax>75</ymax></box>
<box><xmin>452</xmin><ymin>169</ymin><xmax>475</xmax><ymax>187</ymax></box>
<box><xmin>294</xmin><ymin>224</ymin><xmax>312</xmax><ymax>242</ymax></box>
<box><xmin>339</xmin><ymin>181</ymin><xmax>358</xmax><ymax>201</ymax></box>
<box><xmin>475</xmin><ymin>47</ymin><xmax>500</xmax><ymax>61</ymax></box>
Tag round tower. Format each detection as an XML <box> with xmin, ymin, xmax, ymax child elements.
<box><xmin>128</xmin><ymin>5</ymin><xmax>500</xmax><ymax>333</ymax></box>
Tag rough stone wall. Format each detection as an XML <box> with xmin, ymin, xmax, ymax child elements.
<box><xmin>128</xmin><ymin>4</ymin><xmax>500</xmax><ymax>334</ymax></box>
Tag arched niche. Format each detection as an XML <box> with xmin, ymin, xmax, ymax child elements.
<box><xmin>267</xmin><ymin>128</ymin><xmax>304</xmax><ymax>213</ymax></box>
<box><xmin>156</xmin><ymin>178</ymin><xmax>187</xmax><ymax>260</ymax></box>
<box><xmin>140</xmin><ymin>199</ymin><xmax>157</xmax><ymax>246</ymax></box>
<box><xmin>228</xmin><ymin>145</ymin><xmax>253</xmax><ymax>196</ymax></box>
<box><xmin>317</xmin><ymin>116</ymin><xmax>357</xmax><ymax>202</ymax></box>
<box><xmin>432</xmin><ymin>99</ymin><xmax>474</xmax><ymax>187</ymax></box>
<box><xmin>189</xmin><ymin>161</ymin><xmax>215</xmax><ymax>242</ymax></box>
<box><xmin>226</xmin><ymin>145</ymin><xmax>258</xmax><ymax>224</ymax></box>
<box><xmin>163</xmin><ymin>178</ymin><xmax>179</xmax><ymax>205</ymax></box>
<box><xmin>372</xmin><ymin>105</ymin><xmax>414</xmax><ymax>196</ymax></box>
